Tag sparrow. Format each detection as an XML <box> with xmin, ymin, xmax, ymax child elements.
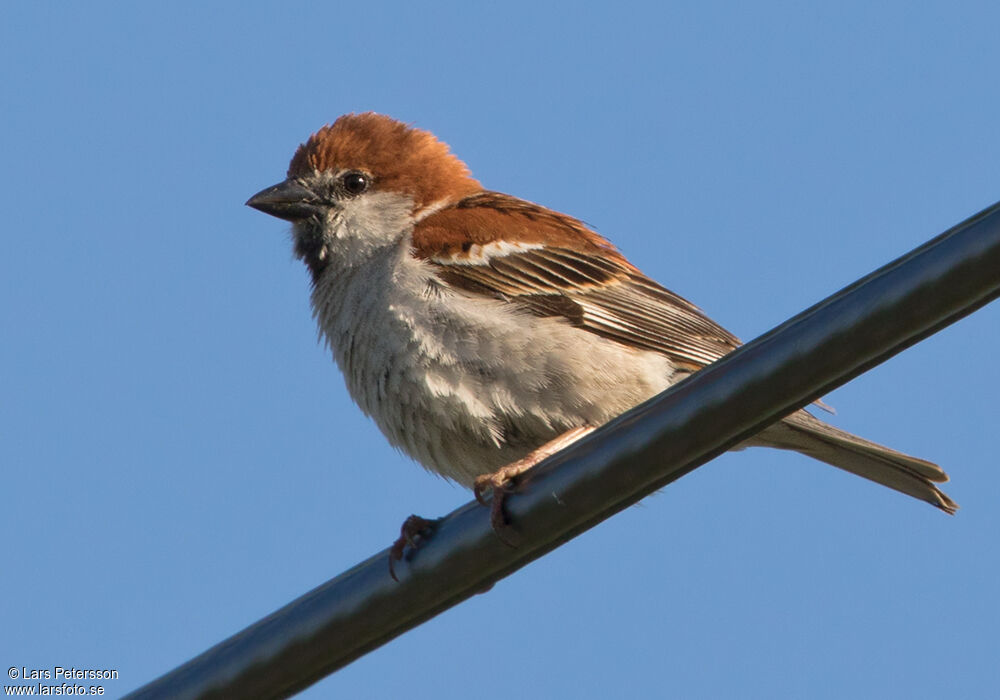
<box><xmin>246</xmin><ymin>113</ymin><xmax>956</xmax><ymax>551</ymax></box>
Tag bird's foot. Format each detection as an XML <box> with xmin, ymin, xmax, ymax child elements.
<box><xmin>473</xmin><ymin>462</ymin><xmax>532</xmax><ymax>548</ymax></box>
<box><xmin>473</xmin><ymin>426</ymin><xmax>596</xmax><ymax>547</ymax></box>
<box><xmin>388</xmin><ymin>514</ymin><xmax>440</xmax><ymax>582</ymax></box>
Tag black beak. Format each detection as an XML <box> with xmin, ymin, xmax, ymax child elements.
<box><xmin>246</xmin><ymin>180</ymin><xmax>324</xmax><ymax>222</ymax></box>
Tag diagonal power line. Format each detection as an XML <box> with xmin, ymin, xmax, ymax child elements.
<box><xmin>125</xmin><ymin>200</ymin><xmax>1000</xmax><ymax>699</ymax></box>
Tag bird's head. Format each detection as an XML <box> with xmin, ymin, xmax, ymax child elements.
<box><xmin>247</xmin><ymin>113</ymin><xmax>482</xmax><ymax>276</ymax></box>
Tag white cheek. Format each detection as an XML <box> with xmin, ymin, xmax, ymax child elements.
<box><xmin>341</xmin><ymin>192</ymin><xmax>415</xmax><ymax>241</ymax></box>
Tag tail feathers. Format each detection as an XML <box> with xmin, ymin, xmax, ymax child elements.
<box><xmin>754</xmin><ymin>410</ymin><xmax>957</xmax><ymax>514</ymax></box>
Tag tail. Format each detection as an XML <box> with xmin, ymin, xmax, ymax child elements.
<box><xmin>753</xmin><ymin>410</ymin><xmax>957</xmax><ymax>514</ymax></box>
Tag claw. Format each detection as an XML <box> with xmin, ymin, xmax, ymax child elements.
<box><xmin>473</xmin><ymin>471</ymin><xmax>523</xmax><ymax>548</ymax></box>
<box><xmin>473</xmin><ymin>481</ymin><xmax>491</xmax><ymax>507</ymax></box>
<box><xmin>388</xmin><ymin>514</ymin><xmax>439</xmax><ymax>582</ymax></box>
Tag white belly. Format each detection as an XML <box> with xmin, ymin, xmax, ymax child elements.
<box><xmin>312</xmin><ymin>243</ymin><xmax>677</xmax><ymax>485</ymax></box>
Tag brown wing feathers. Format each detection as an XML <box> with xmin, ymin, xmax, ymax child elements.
<box><xmin>413</xmin><ymin>192</ymin><xmax>741</xmax><ymax>369</ymax></box>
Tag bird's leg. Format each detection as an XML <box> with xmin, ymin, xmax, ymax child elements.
<box><xmin>474</xmin><ymin>425</ymin><xmax>595</xmax><ymax>541</ymax></box>
<box><xmin>390</xmin><ymin>426</ymin><xmax>596</xmax><ymax>579</ymax></box>
<box><xmin>388</xmin><ymin>514</ymin><xmax>441</xmax><ymax>582</ymax></box>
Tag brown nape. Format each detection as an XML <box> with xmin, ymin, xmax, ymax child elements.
<box><xmin>287</xmin><ymin>113</ymin><xmax>482</xmax><ymax>211</ymax></box>
<box><xmin>411</xmin><ymin>191</ymin><xmax>636</xmax><ymax>267</ymax></box>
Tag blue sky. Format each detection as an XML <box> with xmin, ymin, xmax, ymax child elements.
<box><xmin>3</xmin><ymin>2</ymin><xmax>998</xmax><ymax>698</ymax></box>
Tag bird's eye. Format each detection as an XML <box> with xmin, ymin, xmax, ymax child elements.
<box><xmin>342</xmin><ymin>171</ymin><xmax>370</xmax><ymax>195</ymax></box>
